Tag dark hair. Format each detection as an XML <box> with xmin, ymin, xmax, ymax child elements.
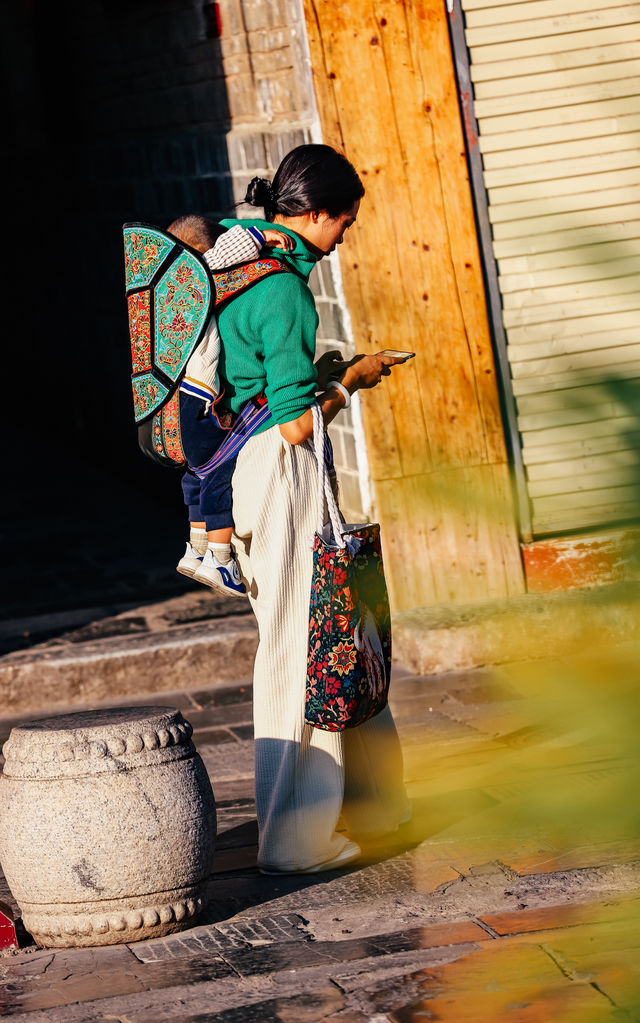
<box><xmin>244</xmin><ymin>144</ymin><xmax>364</xmax><ymax>221</ymax></box>
<box><xmin>167</xmin><ymin>214</ymin><xmax>224</xmax><ymax>252</ymax></box>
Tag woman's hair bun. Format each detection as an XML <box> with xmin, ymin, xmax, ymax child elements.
<box><xmin>245</xmin><ymin>176</ymin><xmax>272</xmax><ymax>208</ymax></box>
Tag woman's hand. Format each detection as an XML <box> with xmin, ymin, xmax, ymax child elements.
<box><xmin>279</xmin><ymin>352</ymin><xmax>405</xmax><ymax>445</ymax></box>
<box><xmin>315</xmin><ymin>350</ymin><xmax>349</xmax><ymax>391</ymax></box>
<box><xmin>342</xmin><ymin>352</ymin><xmax>405</xmax><ymax>393</ymax></box>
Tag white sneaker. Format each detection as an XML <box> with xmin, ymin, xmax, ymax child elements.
<box><xmin>193</xmin><ymin>549</ymin><xmax>246</xmax><ymax>596</ymax></box>
<box><xmin>176</xmin><ymin>542</ymin><xmax>204</xmax><ymax>579</ymax></box>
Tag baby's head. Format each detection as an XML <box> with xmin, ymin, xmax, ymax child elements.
<box><xmin>167</xmin><ymin>214</ymin><xmax>224</xmax><ymax>253</ymax></box>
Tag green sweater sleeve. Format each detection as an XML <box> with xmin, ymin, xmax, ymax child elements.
<box><xmin>218</xmin><ymin>270</ymin><xmax>319</xmax><ymax>425</ymax></box>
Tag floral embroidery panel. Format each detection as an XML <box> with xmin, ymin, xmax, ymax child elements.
<box><xmin>128</xmin><ymin>291</ymin><xmax>152</xmax><ymax>375</ymax></box>
<box><xmin>132</xmin><ymin>372</ymin><xmax>169</xmax><ymax>424</ymax></box>
<box><xmin>154</xmin><ymin>253</ymin><xmax>211</xmax><ymax>384</ymax></box>
<box><xmin>306</xmin><ymin>524</ymin><xmax>391</xmax><ymax>731</ymax></box>
<box><xmin>124</xmin><ymin>227</ymin><xmax>174</xmax><ymax>291</ymax></box>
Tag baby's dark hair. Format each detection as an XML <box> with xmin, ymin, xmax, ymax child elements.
<box><xmin>167</xmin><ymin>214</ymin><xmax>224</xmax><ymax>253</ymax></box>
<box><xmin>244</xmin><ymin>144</ymin><xmax>364</xmax><ymax>221</ymax></box>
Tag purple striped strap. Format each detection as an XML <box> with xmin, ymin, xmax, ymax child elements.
<box><xmin>192</xmin><ymin>399</ymin><xmax>272</xmax><ymax>479</ymax></box>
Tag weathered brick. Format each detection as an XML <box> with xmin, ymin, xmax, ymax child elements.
<box><xmin>317</xmin><ymin>300</ymin><xmax>346</xmax><ymax>342</ymax></box>
<box><xmin>339</xmin><ymin>471</ymin><xmax>365</xmax><ymax>520</ymax></box>
<box><xmin>318</xmin><ymin>259</ymin><xmax>338</xmax><ymax>299</ymax></box>
<box><xmin>342</xmin><ymin>426</ymin><xmax>359</xmax><ymax>472</ymax></box>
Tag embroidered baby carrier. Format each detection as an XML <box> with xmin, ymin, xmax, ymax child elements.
<box><xmin>123</xmin><ymin>222</ymin><xmax>288</xmax><ymax>467</ymax></box>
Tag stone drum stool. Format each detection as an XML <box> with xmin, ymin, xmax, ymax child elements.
<box><xmin>0</xmin><ymin>706</ymin><xmax>216</xmax><ymax>947</ymax></box>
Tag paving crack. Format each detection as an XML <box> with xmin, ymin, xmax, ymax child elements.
<box><xmin>473</xmin><ymin>917</ymin><xmax>500</xmax><ymax>939</ymax></box>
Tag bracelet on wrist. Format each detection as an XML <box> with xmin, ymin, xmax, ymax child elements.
<box><xmin>328</xmin><ymin>380</ymin><xmax>351</xmax><ymax>409</ymax></box>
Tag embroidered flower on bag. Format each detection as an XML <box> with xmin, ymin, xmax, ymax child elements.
<box><xmin>327</xmin><ymin>641</ymin><xmax>357</xmax><ymax>677</ymax></box>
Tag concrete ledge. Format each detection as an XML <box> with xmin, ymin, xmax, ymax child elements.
<box><xmin>392</xmin><ymin>582</ymin><xmax>640</xmax><ymax>675</ymax></box>
<box><xmin>0</xmin><ymin>594</ymin><xmax>258</xmax><ymax>715</ymax></box>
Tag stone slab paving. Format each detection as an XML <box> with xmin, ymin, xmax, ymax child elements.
<box><xmin>1</xmin><ymin>663</ymin><xmax>639</xmax><ymax>1021</ymax></box>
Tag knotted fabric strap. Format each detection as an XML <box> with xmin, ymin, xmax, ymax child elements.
<box><xmin>191</xmin><ymin>396</ymin><xmax>272</xmax><ymax>479</ymax></box>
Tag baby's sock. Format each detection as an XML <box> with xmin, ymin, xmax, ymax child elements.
<box><xmin>209</xmin><ymin>542</ymin><xmax>232</xmax><ymax>565</ymax></box>
<box><xmin>190</xmin><ymin>527</ymin><xmax>208</xmax><ymax>556</ymax></box>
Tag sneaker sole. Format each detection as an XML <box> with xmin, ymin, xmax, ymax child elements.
<box><xmin>177</xmin><ymin>561</ymin><xmax>201</xmax><ymax>579</ymax></box>
<box><xmin>193</xmin><ymin>568</ymin><xmax>247</xmax><ymax>597</ymax></box>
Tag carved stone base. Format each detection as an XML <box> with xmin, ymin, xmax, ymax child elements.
<box><xmin>23</xmin><ymin>885</ymin><xmax>208</xmax><ymax>947</ymax></box>
<box><xmin>0</xmin><ymin>707</ymin><xmax>216</xmax><ymax>948</ymax></box>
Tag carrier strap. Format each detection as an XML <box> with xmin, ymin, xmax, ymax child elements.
<box><xmin>191</xmin><ymin>395</ymin><xmax>272</xmax><ymax>479</ymax></box>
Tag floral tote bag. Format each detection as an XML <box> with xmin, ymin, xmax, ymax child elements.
<box><xmin>306</xmin><ymin>404</ymin><xmax>392</xmax><ymax>731</ymax></box>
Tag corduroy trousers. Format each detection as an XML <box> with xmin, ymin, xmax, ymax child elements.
<box><xmin>232</xmin><ymin>425</ymin><xmax>409</xmax><ymax>872</ymax></box>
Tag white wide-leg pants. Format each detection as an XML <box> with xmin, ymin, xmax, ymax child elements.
<box><xmin>232</xmin><ymin>426</ymin><xmax>409</xmax><ymax>872</ymax></box>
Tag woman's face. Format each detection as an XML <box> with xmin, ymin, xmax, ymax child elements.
<box><xmin>312</xmin><ymin>199</ymin><xmax>361</xmax><ymax>255</ymax></box>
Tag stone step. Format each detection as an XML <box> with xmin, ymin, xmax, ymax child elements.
<box><xmin>0</xmin><ymin>593</ymin><xmax>257</xmax><ymax>716</ymax></box>
<box><xmin>2</xmin><ymin>583</ymin><xmax>639</xmax><ymax>716</ymax></box>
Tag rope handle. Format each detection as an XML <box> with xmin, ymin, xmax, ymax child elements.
<box><xmin>312</xmin><ymin>403</ymin><xmax>346</xmax><ymax>549</ymax></box>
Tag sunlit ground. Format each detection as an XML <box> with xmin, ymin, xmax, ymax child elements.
<box><xmin>370</xmin><ymin>620</ymin><xmax>640</xmax><ymax>1020</ymax></box>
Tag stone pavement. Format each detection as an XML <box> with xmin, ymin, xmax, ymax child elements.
<box><xmin>1</xmin><ymin>651</ymin><xmax>639</xmax><ymax>1021</ymax></box>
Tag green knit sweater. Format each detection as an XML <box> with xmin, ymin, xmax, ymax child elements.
<box><xmin>217</xmin><ymin>218</ymin><xmax>321</xmax><ymax>432</ymax></box>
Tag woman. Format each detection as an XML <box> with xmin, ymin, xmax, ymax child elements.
<box><xmin>217</xmin><ymin>144</ymin><xmax>411</xmax><ymax>874</ymax></box>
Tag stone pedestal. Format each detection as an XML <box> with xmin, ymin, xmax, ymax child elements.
<box><xmin>0</xmin><ymin>706</ymin><xmax>216</xmax><ymax>947</ymax></box>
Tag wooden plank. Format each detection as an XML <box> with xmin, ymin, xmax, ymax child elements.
<box><xmin>496</xmin><ymin>232</ymin><xmax>640</xmax><ymax>270</ymax></box>
<box><xmin>465</xmin><ymin>7</ymin><xmax>640</xmax><ymax>47</ymax></box>
<box><xmin>524</xmin><ymin>430</ymin><xmax>640</xmax><ymax>463</ymax></box>
<box><xmin>485</xmin><ymin>148</ymin><xmax>640</xmax><ymax>190</ymax></box>
<box><xmin>529</xmin><ymin>466</ymin><xmax>640</xmax><ymax>497</ymax></box>
<box><xmin>532</xmin><ymin>499</ymin><xmax>639</xmax><ymax>532</ymax></box>
<box><xmin>500</xmin><ymin>263</ymin><xmax>640</xmax><ymax>300</ymax></box>
<box><xmin>532</xmin><ymin>483</ymin><xmax>639</xmax><ymax>512</ymax></box>
<box><xmin>503</xmin><ymin>291</ymin><xmax>640</xmax><ymax>329</ymax></box>
<box><xmin>302</xmin><ymin>0</ymin><xmax>523</xmax><ymax>604</ymax></box>
<box><xmin>489</xmin><ymin>188</ymin><xmax>640</xmax><ymax>227</ymax></box>
<box><xmin>489</xmin><ymin>167</ymin><xmax>640</xmax><ymax>205</ymax></box>
<box><xmin>522</xmin><ymin>414</ymin><xmax>639</xmax><ymax>447</ymax></box>
<box><xmin>475</xmin><ymin>77</ymin><xmax>640</xmax><ymax>119</ymax></box>
<box><xmin>466</xmin><ymin>0</ymin><xmax>640</xmax><ymax>24</ymax></box>
<box><xmin>508</xmin><ymin>311</ymin><xmax>640</xmax><ymax>345</ymax></box>
<box><xmin>527</xmin><ymin>449</ymin><xmax>640</xmax><ymax>482</ymax></box>
<box><xmin>512</xmin><ymin>362</ymin><xmax>640</xmax><ymax>394</ymax></box>
<box><xmin>511</xmin><ymin>347</ymin><xmax>640</xmax><ymax>381</ymax></box>
<box><xmin>515</xmin><ymin>379</ymin><xmax>636</xmax><ymax>414</ymax></box>
<box><xmin>508</xmin><ymin>329</ymin><xmax>640</xmax><ymax>360</ymax></box>
<box><xmin>479</xmin><ymin>113</ymin><xmax>640</xmax><ymax>154</ymax></box>
<box><xmin>469</xmin><ymin>24</ymin><xmax>640</xmax><ymax>65</ymax></box>
<box><xmin>465</xmin><ymin>0</ymin><xmax>561</xmax><ymax>9</ymax></box>
<box><xmin>503</xmin><ymin>274</ymin><xmax>640</xmax><ymax>311</ymax></box>
<box><xmin>479</xmin><ymin>95</ymin><xmax>639</xmax><ymax>136</ymax></box>
<box><xmin>474</xmin><ymin>59</ymin><xmax>640</xmax><ymax>99</ymax></box>
<box><xmin>518</xmin><ymin>400</ymin><xmax>632</xmax><ymax>430</ymax></box>
<box><xmin>469</xmin><ymin>41</ymin><xmax>640</xmax><ymax>81</ymax></box>
<box><xmin>482</xmin><ymin>131</ymin><xmax>640</xmax><ymax>171</ymax></box>
<box><xmin>492</xmin><ymin>202</ymin><xmax>640</xmax><ymax>240</ymax></box>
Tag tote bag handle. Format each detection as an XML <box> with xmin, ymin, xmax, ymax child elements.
<box><xmin>312</xmin><ymin>403</ymin><xmax>347</xmax><ymax>550</ymax></box>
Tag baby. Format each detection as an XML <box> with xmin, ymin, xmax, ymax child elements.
<box><xmin>167</xmin><ymin>215</ymin><xmax>293</xmax><ymax>596</ymax></box>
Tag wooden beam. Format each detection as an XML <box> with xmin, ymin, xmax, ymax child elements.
<box><xmin>302</xmin><ymin>0</ymin><xmax>524</xmax><ymax>607</ymax></box>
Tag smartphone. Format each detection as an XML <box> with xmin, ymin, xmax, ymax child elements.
<box><xmin>381</xmin><ymin>349</ymin><xmax>416</xmax><ymax>361</ymax></box>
